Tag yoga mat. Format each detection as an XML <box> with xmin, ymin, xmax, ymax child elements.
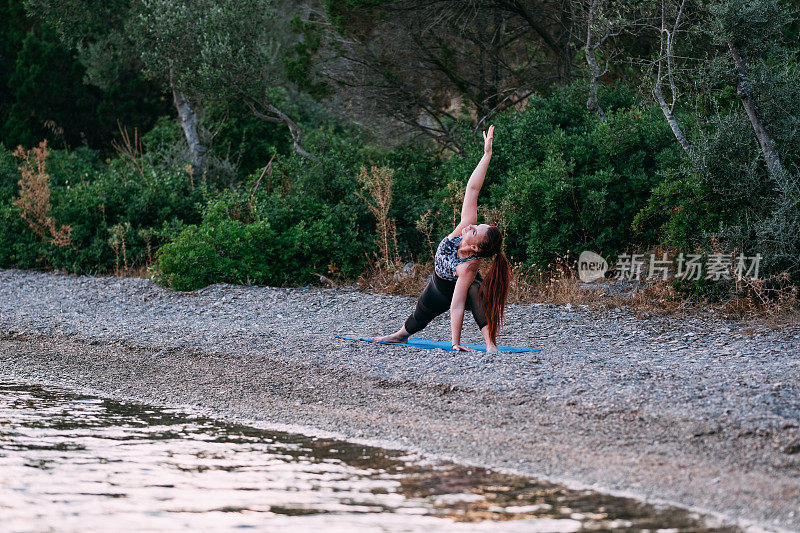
<box><xmin>337</xmin><ymin>336</ymin><xmax>540</xmax><ymax>353</ymax></box>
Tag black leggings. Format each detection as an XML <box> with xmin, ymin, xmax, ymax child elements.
<box><xmin>404</xmin><ymin>272</ymin><xmax>487</xmax><ymax>334</ymax></box>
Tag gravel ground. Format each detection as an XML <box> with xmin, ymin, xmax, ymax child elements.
<box><xmin>1</xmin><ymin>268</ymin><xmax>799</xmax><ymax>531</ymax></box>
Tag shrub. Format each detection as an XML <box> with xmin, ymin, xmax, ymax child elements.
<box><xmin>0</xmin><ymin>203</ymin><xmax>40</xmax><ymax>268</ymax></box>
<box><xmin>1</xmin><ymin>81</ymin><xmax>704</xmax><ymax>290</ymax></box>
<box><xmin>154</xmin><ymin>187</ymin><xmax>369</xmax><ymax>291</ymax></box>
<box><xmin>458</xmin><ymin>88</ymin><xmax>683</xmax><ymax>267</ymax></box>
<box><xmin>634</xmin><ymin>95</ymin><xmax>800</xmax><ymax>282</ymax></box>
<box><xmin>0</xmin><ymin>141</ymin><xmax>205</xmax><ymax>273</ymax></box>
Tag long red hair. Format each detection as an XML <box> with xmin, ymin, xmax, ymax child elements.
<box><xmin>479</xmin><ymin>226</ymin><xmax>511</xmax><ymax>344</ymax></box>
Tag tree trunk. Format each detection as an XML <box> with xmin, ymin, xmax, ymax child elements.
<box><xmin>652</xmin><ymin>83</ymin><xmax>691</xmax><ymax>155</ymax></box>
<box><xmin>651</xmin><ymin>0</ymin><xmax>691</xmax><ymax>155</ymax></box>
<box><xmin>728</xmin><ymin>41</ymin><xmax>790</xmax><ymax>194</ymax></box>
<box><xmin>556</xmin><ymin>1</ymin><xmax>575</xmax><ymax>86</ymax></box>
<box><xmin>172</xmin><ymin>89</ymin><xmax>207</xmax><ymax>183</ymax></box>
<box><xmin>246</xmin><ymin>101</ymin><xmax>318</xmax><ymax>161</ymax></box>
<box><xmin>266</xmin><ymin>103</ymin><xmax>318</xmax><ymax>161</ymax></box>
<box><xmin>584</xmin><ymin>0</ymin><xmax>607</xmax><ymax>120</ymax></box>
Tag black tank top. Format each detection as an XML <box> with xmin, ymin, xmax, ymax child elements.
<box><xmin>434</xmin><ymin>235</ymin><xmax>478</xmax><ymax>281</ymax></box>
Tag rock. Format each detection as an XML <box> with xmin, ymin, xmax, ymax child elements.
<box><xmin>784</xmin><ymin>439</ymin><xmax>800</xmax><ymax>455</ymax></box>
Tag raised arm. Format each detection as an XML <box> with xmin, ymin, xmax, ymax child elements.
<box><xmin>449</xmin><ymin>125</ymin><xmax>494</xmax><ymax>237</ymax></box>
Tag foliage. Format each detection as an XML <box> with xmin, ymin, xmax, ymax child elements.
<box><xmin>314</xmin><ymin>0</ymin><xmax>564</xmax><ymax>148</ymax></box>
<box><xmin>438</xmin><ymin>84</ymin><xmax>684</xmax><ymax>267</ymax></box>
<box><xmin>2</xmin><ymin>4</ymin><xmax>168</xmax><ymax>152</ymax></box>
<box><xmin>283</xmin><ymin>13</ymin><xmax>329</xmax><ymax>99</ymax></box>
<box><xmin>2</xmin><ymin>0</ymin><xmax>800</xmax><ymax>298</ymax></box>
<box><xmin>201</xmin><ymin>101</ymin><xmax>292</xmax><ymax>178</ymax></box>
<box><xmin>0</xmin><ymin>142</ymin><xmax>204</xmax><ymax>273</ymax></box>
<box><xmin>0</xmin><ymin>1</ymin><xmax>29</xmax><ymax>126</ymax></box>
<box><xmin>152</xmin><ymin>83</ymin><xmax>683</xmax><ymax>289</ymax></box>
<box><xmin>634</xmin><ymin>0</ymin><xmax>800</xmax><ymax>282</ymax></box>
<box><xmin>154</xmin><ymin>186</ymin><xmax>367</xmax><ymax>291</ymax></box>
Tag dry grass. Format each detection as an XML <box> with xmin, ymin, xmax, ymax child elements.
<box><xmin>106</xmin><ymin>223</ymin><xmax>161</xmax><ymax>279</ymax></box>
<box><xmin>248</xmin><ymin>158</ymin><xmax>800</xmax><ymax>326</ymax></box>
<box><xmin>13</xmin><ymin>141</ymin><xmax>72</xmax><ymax>247</ymax></box>
<box><xmin>508</xmin><ymin>256</ymin><xmax>799</xmax><ymax>326</ymax></box>
<box><xmin>108</xmin><ymin>222</ymin><xmax>132</xmax><ymax>276</ymax></box>
<box><xmin>717</xmin><ymin>273</ymin><xmax>800</xmax><ymax>328</ymax></box>
<box><xmin>356</xmin><ymin>165</ymin><xmax>399</xmax><ymax>268</ymax></box>
<box><xmin>111</xmin><ymin>122</ymin><xmax>145</xmax><ymax>182</ymax></box>
<box><xmin>353</xmin><ymin>164</ymin><xmax>433</xmax><ymax>295</ymax></box>
<box><xmin>508</xmin><ymin>263</ymin><xmax>691</xmax><ymax>314</ymax></box>
<box><xmin>357</xmin><ymin>260</ymin><xmax>433</xmax><ymax>296</ymax></box>
<box><xmin>353</xmin><ymin>252</ymin><xmax>800</xmax><ymax>328</ymax></box>
<box><xmin>116</xmin><ymin>265</ymin><xmax>151</xmax><ymax>278</ymax></box>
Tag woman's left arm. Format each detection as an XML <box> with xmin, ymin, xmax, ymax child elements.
<box><xmin>449</xmin><ymin>265</ymin><xmax>478</xmax><ymax>350</ymax></box>
<box><xmin>449</xmin><ymin>126</ymin><xmax>494</xmax><ymax>238</ymax></box>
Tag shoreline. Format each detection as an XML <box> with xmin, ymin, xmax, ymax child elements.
<box><xmin>0</xmin><ymin>340</ymin><xmax>766</xmax><ymax>533</ymax></box>
<box><xmin>1</xmin><ymin>269</ymin><xmax>799</xmax><ymax>531</ymax></box>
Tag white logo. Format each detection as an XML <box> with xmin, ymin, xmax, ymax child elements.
<box><xmin>578</xmin><ymin>251</ymin><xmax>608</xmax><ymax>282</ymax></box>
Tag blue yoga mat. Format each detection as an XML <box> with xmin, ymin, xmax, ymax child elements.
<box><xmin>336</xmin><ymin>336</ymin><xmax>540</xmax><ymax>353</ymax></box>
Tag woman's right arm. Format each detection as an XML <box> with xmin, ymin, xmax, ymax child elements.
<box><xmin>449</xmin><ymin>265</ymin><xmax>478</xmax><ymax>350</ymax></box>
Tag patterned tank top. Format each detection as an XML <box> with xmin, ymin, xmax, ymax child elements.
<box><xmin>434</xmin><ymin>235</ymin><xmax>479</xmax><ymax>281</ymax></box>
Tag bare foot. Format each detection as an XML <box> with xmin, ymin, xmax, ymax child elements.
<box><xmin>372</xmin><ymin>333</ymin><xmax>409</xmax><ymax>343</ymax></box>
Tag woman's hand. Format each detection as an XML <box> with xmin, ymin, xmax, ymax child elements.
<box><xmin>483</xmin><ymin>124</ymin><xmax>494</xmax><ymax>155</ymax></box>
<box><xmin>452</xmin><ymin>344</ymin><xmax>474</xmax><ymax>352</ymax></box>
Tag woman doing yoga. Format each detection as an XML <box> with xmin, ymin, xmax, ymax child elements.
<box><xmin>373</xmin><ymin>125</ymin><xmax>511</xmax><ymax>353</ymax></box>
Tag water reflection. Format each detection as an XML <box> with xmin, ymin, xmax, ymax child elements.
<box><xmin>0</xmin><ymin>381</ymin><xmax>737</xmax><ymax>532</ymax></box>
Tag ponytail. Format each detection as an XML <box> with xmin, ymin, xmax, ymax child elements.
<box><xmin>478</xmin><ymin>226</ymin><xmax>511</xmax><ymax>345</ymax></box>
<box><xmin>481</xmin><ymin>251</ymin><xmax>510</xmax><ymax>344</ymax></box>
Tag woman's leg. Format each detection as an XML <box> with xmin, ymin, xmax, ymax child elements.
<box><xmin>372</xmin><ymin>325</ymin><xmax>412</xmax><ymax>343</ymax></box>
<box><xmin>373</xmin><ymin>274</ymin><xmax>452</xmax><ymax>342</ymax></box>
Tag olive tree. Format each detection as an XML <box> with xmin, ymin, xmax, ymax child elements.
<box><xmin>32</xmin><ymin>0</ymin><xmax>317</xmax><ymax>171</ymax></box>
<box><xmin>29</xmin><ymin>0</ymin><xmax>212</xmax><ymax>176</ymax></box>
<box><xmin>132</xmin><ymin>0</ymin><xmax>316</xmax><ymax>161</ymax></box>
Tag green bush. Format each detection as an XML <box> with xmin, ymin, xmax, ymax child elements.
<box><xmin>0</xmin><ymin>143</ymin><xmax>205</xmax><ymax>273</ymax></box>
<box><xmin>0</xmin><ymin>81</ymin><xmax>717</xmax><ymax>289</ymax></box>
<box><xmin>0</xmin><ymin>145</ymin><xmax>20</xmax><ymax>203</ymax></box>
<box><xmin>0</xmin><ymin>203</ymin><xmax>39</xmax><ymax>268</ymax></box>
<box><xmin>45</xmin><ymin>157</ymin><xmax>205</xmax><ymax>272</ymax></box>
<box><xmin>441</xmin><ymin>85</ymin><xmax>683</xmax><ymax>267</ymax></box>
<box><xmin>633</xmin><ymin>66</ymin><xmax>800</xmax><ymax>280</ymax></box>
<box><xmin>152</xmin><ymin>83</ymin><xmax>686</xmax><ymax>290</ymax></box>
<box><xmin>154</xmin><ymin>189</ymin><xmax>367</xmax><ymax>291</ymax></box>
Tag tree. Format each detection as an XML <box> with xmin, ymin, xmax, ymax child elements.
<box><xmin>576</xmin><ymin>0</ymin><xmax>643</xmax><ymax>120</ymax></box>
<box><xmin>633</xmin><ymin>0</ymin><xmax>800</xmax><ymax>274</ymax></box>
<box><xmin>0</xmin><ymin>0</ymin><xmax>29</xmax><ymax>129</ymax></box>
<box><xmin>314</xmin><ymin>0</ymin><xmax>552</xmax><ymax>148</ymax></box>
<box><xmin>31</xmin><ymin>0</ymin><xmax>214</xmax><ymax>177</ymax></box>
<box><xmin>705</xmin><ymin>0</ymin><xmax>800</xmax><ymax>273</ymax></box>
<box><xmin>132</xmin><ymin>0</ymin><xmax>317</xmax><ymax>161</ymax></box>
<box><xmin>708</xmin><ymin>0</ymin><xmax>795</xmax><ymax>195</ymax></box>
<box><xmin>2</xmin><ymin>2</ymin><xmax>166</xmax><ymax>150</ymax></box>
<box><xmin>3</xmin><ymin>24</ymin><xmax>98</xmax><ymax>148</ymax></box>
<box><xmin>491</xmin><ymin>0</ymin><xmax>580</xmax><ymax>86</ymax></box>
<box><xmin>32</xmin><ymin>0</ymin><xmax>319</xmax><ymax>171</ymax></box>
<box><xmin>651</xmin><ymin>0</ymin><xmax>692</xmax><ymax>154</ymax></box>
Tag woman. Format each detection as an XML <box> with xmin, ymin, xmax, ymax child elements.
<box><xmin>373</xmin><ymin>125</ymin><xmax>511</xmax><ymax>353</ymax></box>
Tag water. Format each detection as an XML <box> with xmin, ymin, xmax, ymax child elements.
<box><xmin>0</xmin><ymin>381</ymin><xmax>738</xmax><ymax>532</ymax></box>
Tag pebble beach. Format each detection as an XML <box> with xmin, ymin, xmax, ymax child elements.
<box><xmin>1</xmin><ymin>268</ymin><xmax>799</xmax><ymax>531</ymax></box>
